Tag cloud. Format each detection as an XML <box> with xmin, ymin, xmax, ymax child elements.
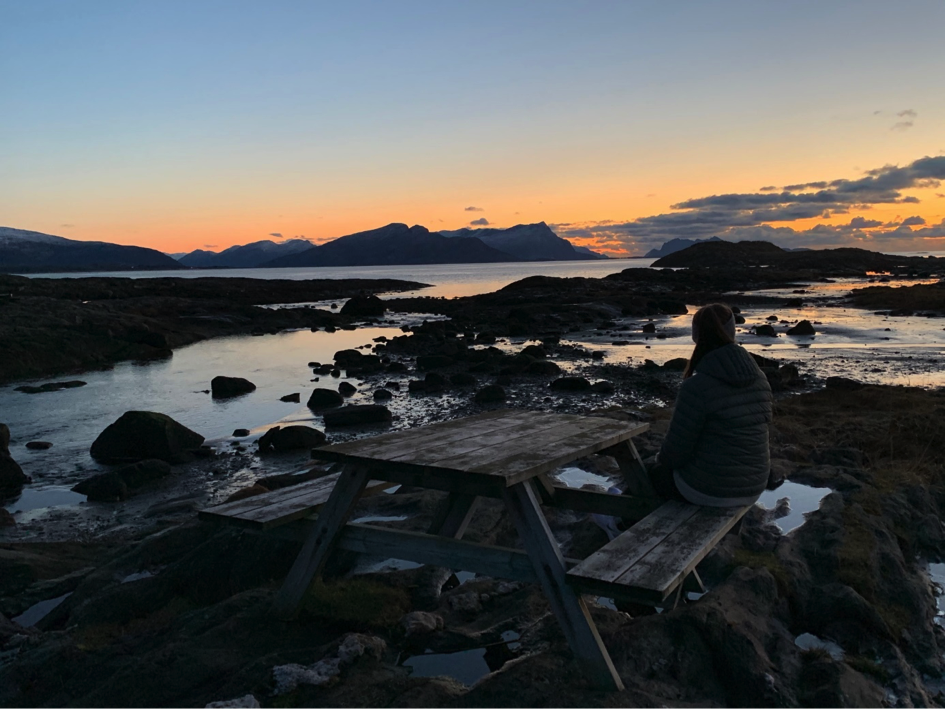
<box><xmin>203</xmin><ymin>244</ymin><xmax>217</xmax><ymax>249</ymax></box>
<box><xmin>550</xmin><ymin>155</ymin><xmax>945</xmax><ymax>253</ymax></box>
<box><xmin>891</xmin><ymin>109</ymin><xmax>917</xmax><ymax>131</ymax></box>
<box><xmin>470</xmin><ymin>218</ymin><xmax>490</xmax><ymax>226</ymax></box>
<box><xmin>898</xmin><ymin>109</ymin><xmax>918</xmax><ymax>119</ymax></box>
<box><xmin>936</xmin><ymin>193</ymin><xmax>945</xmax><ymax>198</ymax></box>
<box><xmin>892</xmin><ymin>121</ymin><xmax>914</xmax><ymax>131</ymax></box>
<box><xmin>758</xmin><ymin>186</ymin><xmax>777</xmax><ymax>192</ymax></box>
<box><xmin>849</xmin><ymin>217</ymin><xmax>883</xmax><ymax>229</ymax></box>
<box><xmin>60</xmin><ymin>223</ymin><xmax>74</xmax><ymax>228</ymax></box>
<box><xmin>269</xmin><ymin>232</ymin><xmax>283</xmax><ymax>238</ymax></box>
<box><xmin>900</xmin><ymin>216</ymin><xmax>926</xmax><ymax>226</ymax></box>
<box><xmin>465</xmin><ymin>206</ymin><xmax>484</xmax><ymax>212</ymax></box>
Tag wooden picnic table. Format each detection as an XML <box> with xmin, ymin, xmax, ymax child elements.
<box><xmin>200</xmin><ymin>408</ymin><xmax>749</xmax><ymax>691</ymax></box>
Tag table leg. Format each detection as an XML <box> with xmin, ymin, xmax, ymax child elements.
<box><xmin>427</xmin><ymin>492</ymin><xmax>478</xmax><ymax>539</ymax></box>
<box><xmin>502</xmin><ymin>480</ymin><xmax>624</xmax><ymax>691</ymax></box>
<box><xmin>610</xmin><ymin>440</ymin><xmax>657</xmax><ymax>498</ymax></box>
<box><xmin>272</xmin><ymin>465</ymin><xmax>371</xmax><ymax>619</ymax></box>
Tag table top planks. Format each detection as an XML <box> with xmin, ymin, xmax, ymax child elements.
<box><xmin>312</xmin><ymin>409</ymin><xmax>648</xmax><ymax>488</ymax></box>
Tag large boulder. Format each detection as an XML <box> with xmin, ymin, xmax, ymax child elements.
<box><xmin>333</xmin><ymin>349</ymin><xmax>383</xmax><ymax>374</ymax></box>
<box><xmin>340</xmin><ymin>294</ymin><xmax>385</xmax><ymax>317</ymax></box>
<box><xmin>257</xmin><ymin>426</ymin><xmax>327</xmax><ymax>453</ymax></box>
<box><xmin>72</xmin><ymin>459</ymin><xmax>172</xmax><ymax>502</ymax></box>
<box><xmin>307</xmin><ymin>388</ymin><xmax>344</xmax><ymax>409</ymax></box>
<box><xmin>211</xmin><ymin>376</ymin><xmax>256</xmax><ymax>398</ymax></box>
<box><xmin>90</xmin><ymin>411</ymin><xmax>205</xmax><ymax>463</ymax></box>
<box><xmin>323</xmin><ymin>405</ymin><xmax>392</xmax><ymax>427</ymax></box>
<box><xmin>787</xmin><ymin>320</ymin><xmax>816</xmax><ymax>336</ymax></box>
<box><xmin>550</xmin><ymin>376</ymin><xmax>592</xmax><ymax>392</ymax></box>
<box><xmin>474</xmin><ymin>385</ymin><xmax>506</xmax><ymax>404</ymax></box>
<box><xmin>0</xmin><ymin>455</ymin><xmax>30</xmax><ymax>495</ymax></box>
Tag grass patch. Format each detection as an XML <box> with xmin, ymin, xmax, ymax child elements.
<box><xmin>731</xmin><ymin>549</ymin><xmax>791</xmax><ymax>595</ymax></box>
<box><xmin>301</xmin><ymin>578</ymin><xmax>410</xmax><ymax>630</ymax></box>
<box><xmin>846</xmin><ymin>655</ymin><xmax>891</xmax><ymax>684</ymax></box>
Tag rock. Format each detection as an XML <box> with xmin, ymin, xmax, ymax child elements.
<box><xmin>338</xmin><ymin>382</ymin><xmax>357</xmax><ymax>397</ymax></box>
<box><xmin>279</xmin><ymin>392</ymin><xmax>301</xmax><ymax>403</ymax></box>
<box><xmin>663</xmin><ymin>357</ymin><xmax>689</xmax><ymax>371</ymax></box>
<box><xmin>591</xmin><ymin>380</ymin><xmax>615</xmax><ymax>394</ymax></box>
<box><xmin>14</xmin><ymin>380</ymin><xmax>87</xmax><ymax>394</ymax></box>
<box><xmin>0</xmin><ymin>423</ymin><xmax>9</xmax><ymax>455</ymax></box>
<box><xmin>373</xmin><ymin>388</ymin><xmax>393</xmax><ymax>400</ymax></box>
<box><xmin>766</xmin><ymin>314</ymin><xmax>779</xmax><ymax>321</ymax></box>
<box><xmin>424</xmin><ymin>372</ymin><xmax>447</xmax><ymax>391</ymax></box>
<box><xmin>475</xmin><ymin>331</ymin><xmax>497</xmax><ymax>344</ymax></box>
<box><xmin>72</xmin><ymin>459</ymin><xmax>172</xmax><ymax>501</ymax></box>
<box><xmin>257</xmin><ymin>426</ymin><xmax>327</xmax><ymax>453</ymax></box>
<box><xmin>0</xmin><ymin>509</ymin><xmax>15</xmax><ymax>527</ymax></box>
<box><xmin>520</xmin><ymin>344</ymin><xmax>547</xmax><ymax>359</ymax></box>
<box><xmin>550</xmin><ymin>376</ymin><xmax>592</xmax><ymax>392</ymax></box>
<box><xmin>90</xmin><ymin>411</ymin><xmax>205</xmax><ymax>463</ymax></box>
<box><xmin>474</xmin><ymin>385</ymin><xmax>506</xmax><ymax>404</ymax></box>
<box><xmin>232</xmin><ymin>428</ymin><xmax>250</xmax><ymax>437</ymax></box>
<box><xmin>526</xmin><ymin>360</ymin><xmax>561</xmax><ymax>376</ymax></box>
<box><xmin>825</xmin><ymin>376</ymin><xmax>864</xmax><ymax>391</ymax></box>
<box><xmin>323</xmin><ymin>405</ymin><xmax>392</xmax><ymax>427</ymax></box>
<box><xmin>642</xmin><ymin>322</ymin><xmax>656</xmax><ymax>333</ymax></box>
<box><xmin>205</xmin><ymin>694</ymin><xmax>261</xmax><ymax>708</ymax></box>
<box><xmin>787</xmin><ymin>320</ymin><xmax>816</xmax><ymax>336</ymax></box>
<box><xmin>307</xmin><ymin>388</ymin><xmax>344</xmax><ymax>409</ymax></box>
<box><xmin>210</xmin><ymin>376</ymin><xmax>256</xmax><ymax>398</ymax></box>
<box><xmin>449</xmin><ymin>372</ymin><xmax>477</xmax><ymax>387</ymax></box>
<box><xmin>333</xmin><ymin>349</ymin><xmax>383</xmax><ymax>373</ymax></box>
<box><xmin>417</xmin><ymin>354</ymin><xmax>454</xmax><ymax>371</ymax></box>
<box><xmin>401</xmin><ymin>611</ymin><xmax>444</xmax><ymax>637</ymax></box>
<box><xmin>25</xmin><ymin>441</ymin><xmax>52</xmax><ymax>450</ymax></box>
<box><xmin>386</xmin><ymin>361</ymin><xmax>408</xmax><ymax>373</ymax></box>
<box><xmin>754</xmin><ymin>324</ymin><xmax>777</xmax><ymax>337</ymax></box>
<box><xmin>340</xmin><ymin>294</ymin><xmax>385</xmax><ymax>317</ymax></box>
<box><xmin>225</xmin><ymin>484</ymin><xmax>269</xmax><ymax>503</ymax></box>
<box><xmin>407</xmin><ymin>380</ymin><xmax>427</xmax><ymax>393</ymax></box>
<box><xmin>448</xmin><ymin>591</ymin><xmax>482</xmax><ymax>614</ymax></box>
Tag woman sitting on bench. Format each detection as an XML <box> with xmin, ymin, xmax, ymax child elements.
<box><xmin>650</xmin><ymin>303</ymin><xmax>772</xmax><ymax>507</ymax></box>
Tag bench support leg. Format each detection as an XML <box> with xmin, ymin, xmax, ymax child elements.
<box><xmin>272</xmin><ymin>465</ymin><xmax>371</xmax><ymax>620</ymax></box>
<box><xmin>428</xmin><ymin>492</ymin><xmax>478</xmax><ymax>539</ymax></box>
<box><xmin>503</xmin><ymin>480</ymin><xmax>624</xmax><ymax>692</ymax></box>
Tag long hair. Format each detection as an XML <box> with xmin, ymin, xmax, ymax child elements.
<box><xmin>684</xmin><ymin>303</ymin><xmax>735</xmax><ymax>379</ymax></box>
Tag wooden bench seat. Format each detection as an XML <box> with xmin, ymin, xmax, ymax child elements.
<box><xmin>567</xmin><ymin>500</ymin><xmax>749</xmax><ymax>607</ymax></box>
<box><xmin>198</xmin><ymin>472</ymin><xmax>396</xmax><ymax>530</ymax></box>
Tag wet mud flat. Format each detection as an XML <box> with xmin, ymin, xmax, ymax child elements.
<box><xmin>4</xmin><ymin>378</ymin><xmax>945</xmax><ymax>707</ymax></box>
<box><xmin>4</xmin><ymin>253</ymin><xmax>945</xmax><ymax>705</ymax></box>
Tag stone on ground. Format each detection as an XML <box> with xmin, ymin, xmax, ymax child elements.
<box><xmin>90</xmin><ymin>411</ymin><xmax>205</xmax><ymax>463</ymax></box>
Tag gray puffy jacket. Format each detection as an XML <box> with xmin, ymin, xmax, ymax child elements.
<box><xmin>658</xmin><ymin>343</ymin><xmax>772</xmax><ymax>499</ymax></box>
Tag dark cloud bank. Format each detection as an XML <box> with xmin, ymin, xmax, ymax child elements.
<box><xmin>555</xmin><ymin>155</ymin><xmax>945</xmax><ymax>254</ymax></box>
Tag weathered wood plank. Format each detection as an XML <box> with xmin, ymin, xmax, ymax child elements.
<box><xmin>607</xmin><ymin>440</ymin><xmax>658</xmax><ymax>498</ymax></box>
<box><xmin>429</xmin><ymin>417</ymin><xmax>632</xmax><ymax>475</ymax></box>
<box><xmin>384</xmin><ymin>413</ymin><xmax>593</xmax><ymax>467</ymax></box>
<box><xmin>503</xmin><ymin>480</ymin><xmax>624</xmax><ymax>692</ymax></box>
<box><xmin>315</xmin><ymin>410</ymin><xmax>535</xmax><ymax>460</ymax></box>
<box><xmin>547</xmin><ymin>486</ymin><xmax>660</xmax><ymax>522</ymax></box>
<box><xmin>271</xmin><ymin>466</ymin><xmax>371</xmax><ymax>619</ymax></box>
<box><xmin>473</xmin><ymin>422</ymin><xmax>649</xmax><ymax>486</ymax></box>
<box><xmin>198</xmin><ymin>472</ymin><xmax>341</xmax><ymax>520</ymax></box>
<box><xmin>615</xmin><ymin>505</ymin><xmax>748</xmax><ymax>596</ymax></box>
<box><xmin>567</xmin><ymin>501</ymin><xmax>699</xmax><ymax>584</ymax></box>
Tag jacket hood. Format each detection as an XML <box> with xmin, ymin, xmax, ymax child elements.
<box><xmin>695</xmin><ymin>343</ymin><xmax>762</xmax><ymax>386</ymax></box>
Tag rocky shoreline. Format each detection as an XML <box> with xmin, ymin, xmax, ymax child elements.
<box><xmin>3</xmin><ymin>248</ymin><xmax>945</xmax><ymax>707</ymax></box>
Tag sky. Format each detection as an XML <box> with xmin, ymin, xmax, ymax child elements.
<box><xmin>2</xmin><ymin>0</ymin><xmax>944</xmax><ymax>256</ymax></box>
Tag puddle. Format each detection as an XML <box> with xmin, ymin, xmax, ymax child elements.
<box><xmin>3</xmin><ymin>487</ymin><xmax>85</xmax><ymax>515</ymax></box>
<box><xmin>454</xmin><ymin>571</ymin><xmax>476</xmax><ymax>584</ymax></box>
<box><xmin>121</xmin><ymin>571</ymin><xmax>155</xmax><ymax>584</ymax></box>
<box><xmin>552</xmin><ymin>466</ymin><xmax>613</xmax><ymax>489</ymax></box>
<box><xmin>12</xmin><ymin>592</ymin><xmax>72</xmax><ymax>627</ymax></box>
<box><xmin>402</xmin><ymin>631</ymin><xmax>522</xmax><ymax>685</ymax></box>
<box><xmin>929</xmin><ymin>562</ymin><xmax>945</xmax><ymax>625</ymax></box>
<box><xmin>757</xmin><ymin>481</ymin><xmax>831</xmax><ymax>533</ymax></box>
<box><xmin>350</xmin><ymin>557</ymin><xmax>423</xmax><ymax>576</ymax></box>
<box><xmin>349</xmin><ymin>515</ymin><xmax>408</xmax><ymax>524</ymax></box>
<box><xmin>795</xmin><ymin>632</ymin><xmax>844</xmax><ymax>660</ymax></box>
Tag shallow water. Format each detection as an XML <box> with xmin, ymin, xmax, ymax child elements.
<box><xmin>403</xmin><ymin>647</ymin><xmax>491</xmax><ymax>685</ymax></box>
<box><xmin>12</xmin><ymin>592</ymin><xmax>72</xmax><ymax>627</ymax></box>
<box><xmin>757</xmin><ymin>481</ymin><xmax>832</xmax><ymax>534</ymax></box>
<box><xmin>24</xmin><ymin>259</ymin><xmax>650</xmax><ymax>299</ymax></box>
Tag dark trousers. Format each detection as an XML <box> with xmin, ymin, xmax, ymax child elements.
<box><xmin>646</xmin><ymin>460</ymin><xmax>686</xmax><ymax>502</ymax></box>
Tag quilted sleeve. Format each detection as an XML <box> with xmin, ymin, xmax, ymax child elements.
<box><xmin>658</xmin><ymin>378</ymin><xmax>708</xmax><ymax>471</ymax></box>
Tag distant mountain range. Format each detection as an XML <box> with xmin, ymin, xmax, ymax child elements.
<box><xmin>643</xmin><ymin>236</ymin><xmax>723</xmax><ymax>259</ymax></box>
<box><xmin>177</xmin><ymin>238</ymin><xmax>313</xmax><ymax>268</ymax></box>
<box><xmin>182</xmin><ymin>221</ymin><xmax>605</xmax><ymax>268</ymax></box>
<box><xmin>0</xmin><ymin>227</ymin><xmax>181</xmax><ymax>273</ymax></box>
<box><xmin>0</xmin><ymin>222</ymin><xmax>605</xmax><ymax>273</ymax></box>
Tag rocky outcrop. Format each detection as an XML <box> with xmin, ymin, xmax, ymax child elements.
<box><xmin>322</xmin><ymin>405</ymin><xmax>392</xmax><ymax>427</ymax></box>
<box><xmin>256</xmin><ymin>426</ymin><xmax>327</xmax><ymax>453</ymax></box>
<box><xmin>340</xmin><ymin>295</ymin><xmax>385</xmax><ymax>318</ymax></box>
<box><xmin>307</xmin><ymin>388</ymin><xmax>344</xmax><ymax>409</ymax></box>
<box><xmin>210</xmin><ymin>376</ymin><xmax>256</xmax><ymax>398</ymax></box>
<box><xmin>72</xmin><ymin>459</ymin><xmax>172</xmax><ymax>502</ymax></box>
<box><xmin>0</xmin><ymin>423</ymin><xmax>30</xmax><ymax>496</ymax></box>
<box><xmin>90</xmin><ymin>411</ymin><xmax>205</xmax><ymax>464</ymax></box>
